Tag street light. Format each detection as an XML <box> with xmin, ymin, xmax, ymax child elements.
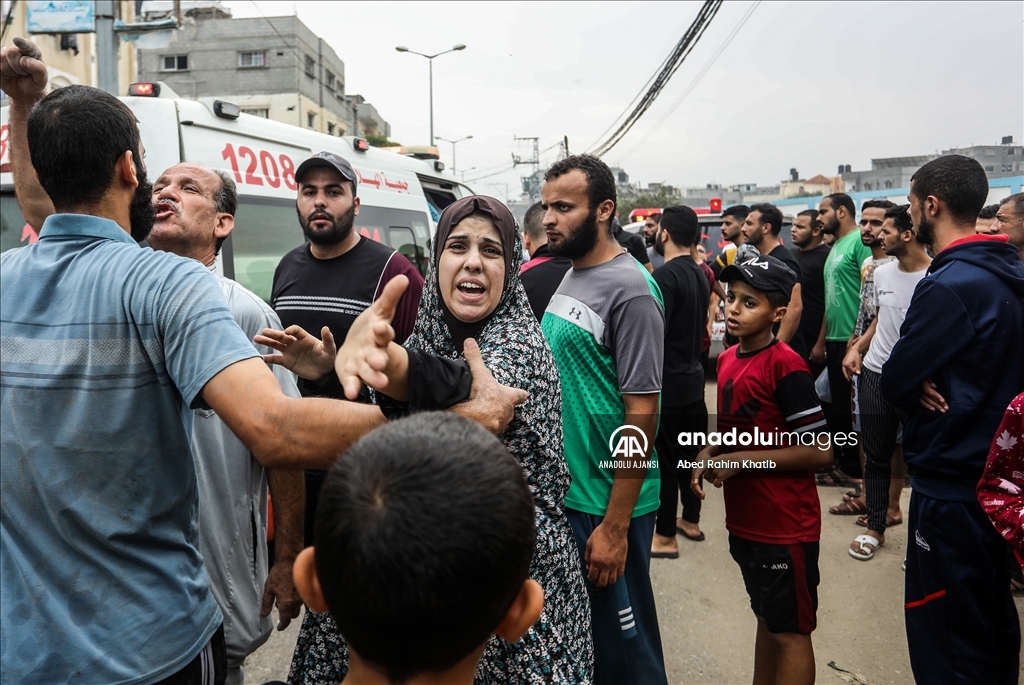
<box><xmin>395</xmin><ymin>44</ymin><xmax>466</xmax><ymax>146</ymax></box>
<box><xmin>435</xmin><ymin>135</ymin><xmax>473</xmax><ymax>174</ymax></box>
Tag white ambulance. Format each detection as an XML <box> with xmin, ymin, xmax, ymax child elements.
<box><xmin>0</xmin><ymin>83</ymin><xmax>474</xmax><ymax>301</ymax></box>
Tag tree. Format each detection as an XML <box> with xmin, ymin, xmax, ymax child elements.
<box><xmin>366</xmin><ymin>134</ymin><xmax>402</xmax><ymax>148</ymax></box>
<box><xmin>616</xmin><ymin>185</ymin><xmax>683</xmax><ymax>223</ymax></box>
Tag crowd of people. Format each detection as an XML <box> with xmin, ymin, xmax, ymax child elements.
<box><xmin>2</xmin><ymin>36</ymin><xmax>1024</xmax><ymax>685</ymax></box>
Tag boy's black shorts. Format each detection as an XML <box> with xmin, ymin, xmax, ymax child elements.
<box><xmin>729</xmin><ymin>533</ymin><xmax>819</xmax><ymax>634</ymax></box>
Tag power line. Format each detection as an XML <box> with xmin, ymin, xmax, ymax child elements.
<box><xmin>587</xmin><ymin>0</ymin><xmax>724</xmax><ymax>158</ymax></box>
<box><xmin>617</xmin><ymin>1</ymin><xmax>761</xmax><ymax>162</ymax></box>
<box><xmin>464</xmin><ymin>165</ymin><xmax>516</xmax><ymax>183</ymax></box>
<box><xmin>463</xmin><ymin>139</ymin><xmax>563</xmax><ymax>184</ymax></box>
<box><xmin>586</xmin><ymin>39</ymin><xmax>671</xmax><ymax>147</ymax></box>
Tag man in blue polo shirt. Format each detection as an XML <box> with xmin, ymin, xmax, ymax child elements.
<box><xmin>0</xmin><ymin>40</ymin><xmax>391</xmax><ymax>685</ymax></box>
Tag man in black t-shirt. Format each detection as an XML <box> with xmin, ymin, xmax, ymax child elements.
<box><xmin>791</xmin><ymin>209</ymin><xmax>829</xmax><ymax>376</ymax></box>
<box><xmin>612</xmin><ymin>214</ymin><xmax>654</xmax><ymax>273</ymax></box>
<box><xmin>271</xmin><ymin>151</ymin><xmax>424</xmax><ymax>544</ymax></box>
<box><xmin>740</xmin><ymin>203</ymin><xmax>805</xmax><ymax>358</ymax></box>
<box><xmin>650</xmin><ymin>206</ymin><xmax>711</xmax><ymax>559</ymax></box>
<box><xmin>520</xmin><ymin>202</ymin><xmax>572</xmax><ymax>320</ymax></box>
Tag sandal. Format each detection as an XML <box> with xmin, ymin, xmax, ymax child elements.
<box><xmin>842</xmin><ymin>485</ymin><xmax>863</xmax><ymax>501</ymax></box>
<box><xmin>817</xmin><ymin>468</ymin><xmax>862</xmax><ymax>488</ymax></box>
<box><xmin>850</xmin><ymin>534</ymin><xmax>882</xmax><ymax>561</ymax></box>
<box><xmin>829</xmin><ymin>498</ymin><xmax>866</xmax><ymax>515</ymax></box>
<box><xmin>855</xmin><ymin>514</ymin><xmax>903</xmax><ymax>528</ymax></box>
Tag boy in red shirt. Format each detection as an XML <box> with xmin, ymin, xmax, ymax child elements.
<box><xmin>693</xmin><ymin>255</ymin><xmax>833</xmax><ymax>685</ymax></box>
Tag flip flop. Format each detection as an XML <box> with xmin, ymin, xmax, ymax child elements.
<box><xmin>817</xmin><ymin>468</ymin><xmax>862</xmax><ymax>488</ymax></box>
<box><xmin>829</xmin><ymin>498</ymin><xmax>866</xmax><ymax>515</ymax></box>
<box><xmin>651</xmin><ymin>549</ymin><xmax>680</xmax><ymax>559</ymax></box>
<box><xmin>676</xmin><ymin>524</ymin><xmax>705</xmax><ymax>541</ymax></box>
<box><xmin>849</xmin><ymin>534</ymin><xmax>882</xmax><ymax>561</ymax></box>
<box><xmin>855</xmin><ymin>514</ymin><xmax>903</xmax><ymax>528</ymax></box>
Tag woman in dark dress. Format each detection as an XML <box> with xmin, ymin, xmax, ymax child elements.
<box><xmin>287</xmin><ymin>196</ymin><xmax>593</xmax><ymax>685</ymax></box>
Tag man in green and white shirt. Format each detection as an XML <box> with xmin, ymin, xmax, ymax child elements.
<box><xmin>540</xmin><ymin>155</ymin><xmax>668</xmax><ymax>685</ymax></box>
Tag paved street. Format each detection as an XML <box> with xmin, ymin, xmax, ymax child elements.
<box><xmin>244</xmin><ymin>379</ymin><xmax>1024</xmax><ymax>685</ymax></box>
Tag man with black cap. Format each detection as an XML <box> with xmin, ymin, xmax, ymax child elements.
<box><xmin>694</xmin><ymin>253</ymin><xmax>830</xmax><ymax>685</ymax></box>
<box><xmin>270</xmin><ymin>151</ymin><xmax>424</xmax><ymax>544</ymax></box>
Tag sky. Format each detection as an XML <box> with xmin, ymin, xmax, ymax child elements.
<box><xmin>225</xmin><ymin>1</ymin><xmax>1023</xmax><ymax>198</ymax></box>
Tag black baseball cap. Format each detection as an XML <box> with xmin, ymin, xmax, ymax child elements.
<box><xmin>720</xmin><ymin>254</ymin><xmax>797</xmax><ymax>301</ymax></box>
<box><xmin>295</xmin><ymin>151</ymin><xmax>358</xmax><ymax>191</ymax></box>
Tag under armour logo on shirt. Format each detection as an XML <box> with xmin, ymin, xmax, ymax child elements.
<box><xmin>568</xmin><ymin>307</ymin><xmax>582</xmax><ymax>320</ymax></box>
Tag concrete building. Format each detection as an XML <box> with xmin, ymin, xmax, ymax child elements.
<box><xmin>135</xmin><ymin>8</ymin><xmax>389</xmax><ymax>138</ymax></box>
<box><xmin>683</xmin><ymin>183</ymin><xmax>742</xmax><ymax>206</ymax></box>
<box><xmin>841</xmin><ymin>140</ymin><xmax>1023</xmax><ymax>193</ymax></box>
<box><xmin>780</xmin><ymin>174</ymin><xmax>835</xmax><ymax>198</ymax></box>
<box><xmin>0</xmin><ymin>0</ymin><xmax>138</xmax><ymax>98</ymax></box>
<box><xmin>609</xmin><ymin>166</ymin><xmax>630</xmax><ymax>188</ymax></box>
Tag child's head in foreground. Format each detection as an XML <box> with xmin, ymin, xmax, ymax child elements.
<box><xmin>719</xmin><ymin>255</ymin><xmax>796</xmax><ymax>342</ymax></box>
<box><xmin>293</xmin><ymin>412</ymin><xmax>542</xmax><ymax>684</ymax></box>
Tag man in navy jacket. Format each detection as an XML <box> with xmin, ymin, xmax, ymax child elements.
<box><xmin>881</xmin><ymin>155</ymin><xmax>1024</xmax><ymax>685</ymax></box>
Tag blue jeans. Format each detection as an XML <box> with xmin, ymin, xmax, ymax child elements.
<box><xmin>566</xmin><ymin>510</ymin><xmax>667</xmax><ymax>685</ymax></box>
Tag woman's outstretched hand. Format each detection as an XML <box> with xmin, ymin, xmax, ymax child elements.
<box><xmin>255</xmin><ymin>325</ymin><xmax>337</xmax><ymax>381</ymax></box>
<box><xmin>335</xmin><ymin>275</ymin><xmax>409</xmax><ymax>399</ymax></box>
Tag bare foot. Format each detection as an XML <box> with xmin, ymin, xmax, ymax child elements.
<box><xmin>652</xmin><ymin>533</ymin><xmax>679</xmax><ymax>558</ymax></box>
<box><xmin>676</xmin><ymin>517</ymin><xmax>704</xmax><ymax>541</ymax></box>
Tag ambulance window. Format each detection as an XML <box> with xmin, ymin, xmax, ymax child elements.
<box><xmin>230</xmin><ymin>196</ymin><xmax>306</xmax><ymax>302</ymax></box>
<box><xmin>354</xmin><ymin>206</ymin><xmax>431</xmax><ymax>277</ymax></box>
<box><xmin>422</xmin><ymin>187</ymin><xmax>457</xmax><ymax>215</ymax></box>
<box><xmin>388</xmin><ymin>226</ymin><xmax>426</xmax><ymax>275</ymax></box>
<box><xmin>0</xmin><ymin>192</ymin><xmax>34</xmax><ymax>254</ymax></box>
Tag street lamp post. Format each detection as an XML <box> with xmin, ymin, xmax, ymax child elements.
<box><xmin>395</xmin><ymin>44</ymin><xmax>466</xmax><ymax>146</ymax></box>
<box><xmin>436</xmin><ymin>135</ymin><xmax>473</xmax><ymax>174</ymax></box>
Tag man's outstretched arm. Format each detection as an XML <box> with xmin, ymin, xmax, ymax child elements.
<box><xmin>200</xmin><ymin>357</ymin><xmax>387</xmax><ymax>470</ymax></box>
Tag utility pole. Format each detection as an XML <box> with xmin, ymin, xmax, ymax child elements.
<box><xmin>512</xmin><ymin>136</ymin><xmax>540</xmax><ymax>201</ymax></box>
<box><xmin>95</xmin><ymin>0</ymin><xmax>119</xmax><ymax>95</ymax></box>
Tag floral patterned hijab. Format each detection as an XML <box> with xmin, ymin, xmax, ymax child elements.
<box><xmin>403</xmin><ymin>195</ymin><xmax>569</xmax><ymax>512</ymax></box>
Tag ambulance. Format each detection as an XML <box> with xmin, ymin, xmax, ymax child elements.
<box><xmin>0</xmin><ymin>82</ymin><xmax>474</xmax><ymax>302</ymax></box>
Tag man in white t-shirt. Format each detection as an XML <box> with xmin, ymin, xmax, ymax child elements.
<box><xmin>842</xmin><ymin>204</ymin><xmax>931</xmax><ymax>560</ymax></box>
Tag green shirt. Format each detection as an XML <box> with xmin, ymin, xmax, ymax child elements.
<box><xmin>824</xmin><ymin>231</ymin><xmax>872</xmax><ymax>341</ymax></box>
<box><xmin>541</xmin><ymin>253</ymin><xmax>664</xmax><ymax>517</ymax></box>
